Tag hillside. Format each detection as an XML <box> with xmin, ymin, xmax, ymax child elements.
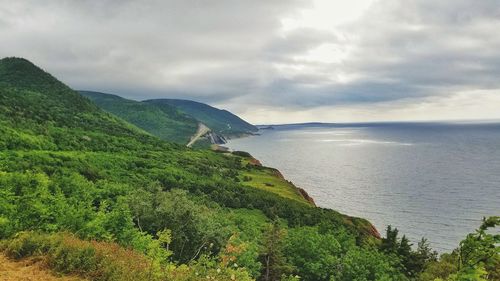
<box><xmin>145</xmin><ymin>99</ymin><xmax>258</xmax><ymax>137</ymax></box>
<box><xmin>0</xmin><ymin>253</ymin><xmax>85</xmax><ymax>281</ymax></box>
<box><xmin>0</xmin><ymin>57</ymin><xmax>168</xmax><ymax>152</ymax></box>
<box><xmin>80</xmin><ymin>91</ymin><xmax>198</xmax><ymax>144</ymax></box>
<box><xmin>1</xmin><ymin>57</ymin><xmax>494</xmax><ymax>281</ymax></box>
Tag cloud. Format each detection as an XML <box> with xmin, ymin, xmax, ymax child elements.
<box><xmin>1</xmin><ymin>0</ymin><xmax>499</xmax><ymax>122</ymax></box>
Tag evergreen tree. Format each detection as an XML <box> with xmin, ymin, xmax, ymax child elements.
<box><xmin>259</xmin><ymin>220</ymin><xmax>292</xmax><ymax>281</ymax></box>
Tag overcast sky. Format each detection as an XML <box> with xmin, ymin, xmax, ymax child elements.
<box><xmin>1</xmin><ymin>0</ymin><xmax>500</xmax><ymax>123</ymax></box>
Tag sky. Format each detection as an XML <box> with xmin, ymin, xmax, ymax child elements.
<box><xmin>1</xmin><ymin>0</ymin><xmax>500</xmax><ymax>124</ymax></box>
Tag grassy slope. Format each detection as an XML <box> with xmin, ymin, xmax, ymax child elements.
<box><xmin>80</xmin><ymin>91</ymin><xmax>198</xmax><ymax>144</ymax></box>
<box><xmin>242</xmin><ymin>168</ymin><xmax>307</xmax><ymax>204</ymax></box>
<box><xmin>144</xmin><ymin>99</ymin><xmax>258</xmax><ymax>136</ymax></box>
<box><xmin>0</xmin><ymin>57</ymin><xmax>167</xmax><ymax>152</ymax></box>
<box><xmin>0</xmin><ymin>254</ymin><xmax>85</xmax><ymax>281</ymax></box>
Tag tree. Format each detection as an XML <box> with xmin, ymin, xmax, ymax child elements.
<box><xmin>419</xmin><ymin>217</ymin><xmax>500</xmax><ymax>281</ymax></box>
<box><xmin>284</xmin><ymin>226</ymin><xmax>341</xmax><ymax>281</ymax></box>
<box><xmin>153</xmin><ymin>189</ymin><xmax>230</xmax><ymax>263</ymax></box>
<box><xmin>412</xmin><ymin>238</ymin><xmax>438</xmax><ymax>275</ymax></box>
<box><xmin>380</xmin><ymin>225</ymin><xmax>434</xmax><ymax>278</ymax></box>
<box><xmin>259</xmin><ymin>220</ymin><xmax>292</xmax><ymax>281</ymax></box>
<box><xmin>453</xmin><ymin>216</ymin><xmax>500</xmax><ymax>280</ymax></box>
<box><xmin>381</xmin><ymin>225</ymin><xmax>399</xmax><ymax>253</ymax></box>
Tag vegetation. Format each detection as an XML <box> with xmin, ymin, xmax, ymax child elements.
<box><xmin>240</xmin><ymin>167</ymin><xmax>308</xmax><ymax>204</ymax></box>
<box><xmin>80</xmin><ymin>91</ymin><xmax>198</xmax><ymax>144</ymax></box>
<box><xmin>0</xmin><ymin>57</ymin><xmax>497</xmax><ymax>281</ymax></box>
<box><xmin>0</xmin><ymin>231</ymin><xmax>252</xmax><ymax>281</ymax></box>
<box><xmin>232</xmin><ymin>151</ymin><xmax>253</xmax><ymax>158</ymax></box>
<box><xmin>144</xmin><ymin>99</ymin><xmax>258</xmax><ymax>137</ymax></box>
<box><xmin>419</xmin><ymin>217</ymin><xmax>499</xmax><ymax>281</ymax></box>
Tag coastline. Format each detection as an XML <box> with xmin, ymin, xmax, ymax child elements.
<box><xmin>217</xmin><ymin>132</ymin><xmax>318</xmax><ymax>208</ymax></box>
<box><xmin>218</xmin><ymin>138</ymin><xmax>382</xmax><ymax>239</ymax></box>
<box><xmin>248</xmin><ymin>153</ymin><xmax>382</xmax><ymax>239</ymax></box>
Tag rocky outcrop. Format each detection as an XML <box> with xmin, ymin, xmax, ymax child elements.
<box><xmin>248</xmin><ymin>157</ymin><xmax>262</xmax><ymax>166</ymax></box>
<box><xmin>297</xmin><ymin>187</ymin><xmax>316</xmax><ymax>206</ymax></box>
<box><xmin>368</xmin><ymin>223</ymin><xmax>382</xmax><ymax>239</ymax></box>
<box><xmin>270</xmin><ymin>168</ymin><xmax>284</xmax><ymax>179</ymax></box>
<box><xmin>206</xmin><ymin>131</ymin><xmax>227</xmax><ymax>144</ymax></box>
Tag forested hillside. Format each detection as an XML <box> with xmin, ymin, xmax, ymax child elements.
<box><xmin>145</xmin><ymin>99</ymin><xmax>258</xmax><ymax>137</ymax></box>
<box><xmin>80</xmin><ymin>91</ymin><xmax>198</xmax><ymax>144</ymax></box>
<box><xmin>0</xmin><ymin>57</ymin><xmax>497</xmax><ymax>281</ymax></box>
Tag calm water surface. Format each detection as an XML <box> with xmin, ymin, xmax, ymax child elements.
<box><xmin>227</xmin><ymin>123</ymin><xmax>500</xmax><ymax>252</ymax></box>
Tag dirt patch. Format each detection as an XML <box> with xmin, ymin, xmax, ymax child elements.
<box><xmin>0</xmin><ymin>254</ymin><xmax>84</xmax><ymax>281</ymax></box>
<box><xmin>246</xmin><ymin>157</ymin><xmax>262</xmax><ymax>166</ymax></box>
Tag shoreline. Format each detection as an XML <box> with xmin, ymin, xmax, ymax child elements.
<box><xmin>249</xmin><ymin>153</ymin><xmax>382</xmax><ymax>239</ymax></box>
<box><xmin>218</xmin><ymin>140</ymin><xmax>382</xmax><ymax>239</ymax></box>
<box><xmin>216</xmin><ymin>132</ymin><xmax>319</xmax><ymax>208</ymax></box>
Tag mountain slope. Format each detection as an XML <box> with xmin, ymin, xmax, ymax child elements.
<box><xmin>144</xmin><ymin>99</ymin><xmax>258</xmax><ymax>137</ymax></box>
<box><xmin>0</xmin><ymin>57</ymin><xmax>167</xmax><ymax>151</ymax></box>
<box><xmin>80</xmin><ymin>91</ymin><xmax>198</xmax><ymax>144</ymax></box>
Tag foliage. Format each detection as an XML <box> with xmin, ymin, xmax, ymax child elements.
<box><xmin>232</xmin><ymin>151</ymin><xmax>253</xmax><ymax>158</ymax></box>
<box><xmin>258</xmin><ymin>220</ymin><xmax>292</xmax><ymax>281</ymax></box>
<box><xmin>284</xmin><ymin>226</ymin><xmax>341</xmax><ymax>281</ymax></box>
<box><xmin>419</xmin><ymin>217</ymin><xmax>499</xmax><ymax>281</ymax></box>
<box><xmin>240</xmin><ymin>167</ymin><xmax>311</xmax><ymax>204</ymax></box>
<box><xmin>380</xmin><ymin>225</ymin><xmax>438</xmax><ymax>279</ymax></box>
<box><xmin>0</xmin><ymin>231</ymin><xmax>254</xmax><ymax>281</ymax></box>
<box><xmin>1</xmin><ymin>231</ymin><xmax>158</xmax><ymax>281</ymax></box>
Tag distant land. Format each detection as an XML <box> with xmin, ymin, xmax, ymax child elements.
<box><xmin>259</xmin><ymin>120</ymin><xmax>500</xmax><ymax>127</ymax></box>
<box><xmin>81</xmin><ymin>91</ymin><xmax>258</xmax><ymax>147</ymax></box>
<box><xmin>144</xmin><ymin>99</ymin><xmax>258</xmax><ymax>136</ymax></box>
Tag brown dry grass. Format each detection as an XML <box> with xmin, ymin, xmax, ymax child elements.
<box><xmin>0</xmin><ymin>254</ymin><xmax>85</xmax><ymax>281</ymax></box>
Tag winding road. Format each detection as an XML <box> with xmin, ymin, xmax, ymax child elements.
<box><xmin>186</xmin><ymin>123</ymin><xmax>210</xmax><ymax>147</ymax></box>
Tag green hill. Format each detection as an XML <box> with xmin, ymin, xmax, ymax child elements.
<box><xmin>145</xmin><ymin>99</ymin><xmax>258</xmax><ymax>137</ymax></box>
<box><xmin>0</xmin><ymin>57</ymin><xmax>166</xmax><ymax>152</ymax></box>
<box><xmin>80</xmin><ymin>91</ymin><xmax>198</xmax><ymax>144</ymax></box>
<box><xmin>2</xmin><ymin>57</ymin><xmax>489</xmax><ymax>281</ymax></box>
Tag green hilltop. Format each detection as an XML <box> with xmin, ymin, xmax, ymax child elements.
<box><xmin>0</xmin><ymin>57</ymin><xmax>164</xmax><ymax>152</ymax></box>
<box><xmin>80</xmin><ymin>91</ymin><xmax>258</xmax><ymax>146</ymax></box>
<box><xmin>80</xmin><ymin>91</ymin><xmax>198</xmax><ymax>144</ymax></box>
<box><xmin>0</xmin><ymin>57</ymin><xmax>497</xmax><ymax>281</ymax></box>
<box><xmin>145</xmin><ymin>98</ymin><xmax>258</xmax><ymax>137</ymax></box>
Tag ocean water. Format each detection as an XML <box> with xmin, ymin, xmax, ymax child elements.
<box><xmin>227</xmin><ymin>122</ymin><xmax>500</xmax><ymax>252</ymax></box>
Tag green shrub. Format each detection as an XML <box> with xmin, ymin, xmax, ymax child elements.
<box><xmin>232</xmin><ymin>151</ymin><xmax>252</xmax><ymax>158</ymax></box>
<box><xmin>1</xmin><ymin>232</ymin><xmax>154</xmax><ymax>281</ymax></box>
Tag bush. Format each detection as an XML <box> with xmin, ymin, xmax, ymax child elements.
<box><xmin>0</xmin><ymin>231</ymin><xmax>254</xmax><ymax>281</ymax></box>
<box><xmin>1</xmin><ymin>231</ymin><xmax>155</xmax><ymax>281</ymax></box>
<box><xmin>232</xmin><ymin>151</ymin><xmax>252</xmax><ymax>158</ymax></box>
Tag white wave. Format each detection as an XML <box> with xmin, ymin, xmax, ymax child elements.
<box><xmin>294</xmin><ymin>130</ymin><xmax>356</xmax><ymax>136</ymax></box>
<box><xmin>317</xmin><ymin>138</ymin><xmax>413</xmax><ymax>146</ymax></box>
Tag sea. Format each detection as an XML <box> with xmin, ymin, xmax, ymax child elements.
<box><xmin>227</xmin><ymin>122</ymin><xmax>500</xmax><ymax>252</ymax></box>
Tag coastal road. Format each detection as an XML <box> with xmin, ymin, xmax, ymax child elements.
<box><xmin>187</xmin><ymin>123</ymin><xmax>210</xmax><ymax>147</ymax></box>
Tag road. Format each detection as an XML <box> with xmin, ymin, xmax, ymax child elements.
<box><xmin>186</xmin><ymin>123</ymin><xmax>210</xmax><ymax>147</ymax></box>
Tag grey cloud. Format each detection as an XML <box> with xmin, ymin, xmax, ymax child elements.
<box><xmin>325</xmin><ymin>0</ymin><xmax>500</xmax><ymax>104</ymax></box>
<box><xmin>0</xmin><ymin>0</ymin><xmax>499</xmax><ymax>120</ymax></box>
<box><xmin>264</xmin><ymin>28</ymin><xmax>337</xmax><ymax>61</ymax></box>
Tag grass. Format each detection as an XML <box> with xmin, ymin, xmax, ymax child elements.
<box><xmin>0</xmin><ymin>254</ymin><xmax>85</xmax><ymax>281</ymax></box>
<box><xmin>0</xmin><ymin>231</ymin><xmax>254</xmax><ymax>281</ymax></box>
<box><xmin>1</xmin><ymin>232</ymin><xmax>154</xmax><ymax>281</ymax></box>
<box><xmin>241</xmin><ymin>167</ymin><xmax>310</xmax><ymax>205</ymax></box>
